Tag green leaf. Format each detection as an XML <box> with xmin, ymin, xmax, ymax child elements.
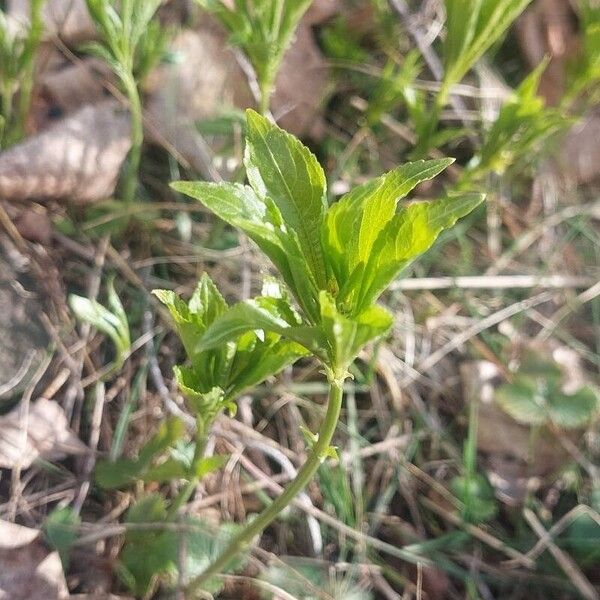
<box><xmin>198</xmin><ymin>299</ymin><xmax>327</xmax><ymax>360</ymax></box>
<box><xmin>319</xmin><ymin>292</ymin><xmax>393</xmax><ymax>367</ymax></box>
<box><xmin>69</xmin><ymin>284</ymin><xmax>131</xmax><ymax>370</ymax></box>
<box><xmin>154</xmin><ymin>273</ymin><xmax>227</xmax><ymax>361</ymax></box>
<box><xmin>451</xmin><ymin>473</ymin><xmax>498</xmax><ymax>522</ymax></box>
<box><xmin>194</xmin><ymin>454</ymin><xmax>229</xmax><ymax>478</ymax></box>
<box><xmin>227</xmin><ymin>336</ymin><xmax>308</xmax><ymax>399</ymax></box>
<box><xmin>495</xmin><ymin>377</ymin><xmax>546</xmax><ymax>426</ymax></box>
<box><xmin>95</xmin><ymin>457</ymin><xmax>144</xmax><ymax>489</ymax></box>
<box><xmin>547</xmin><ymin>387</ymin><xmax>599</xmax><ymax>429</ymax></box>
<box><xmin>443</xmin><ymin>0</ymin><xmax>533</xmax><ymax>88</ymax></box>
<box><xmin>324</xmin><ymin>159</ymin><xmax>454</xmax><ymax>291</ymax></box>
<box><xmin>245</xmin><ymin>109</ymin><xmax>328</xmax><ymax>288</ymax></box>
<box><xmin>44</xmin><ymin>507</ymin><xmax>81</xmax><ymax>570</ymax></box>
<box><xmin>138</xmin><ymin>417</ymin><xmax>186</xmax><ymax>465</ymax></box>
<box><xmin>95</xmin><ymin>417</ymin><xmax>186</xmax><ymax>489</ymax></box>
<box><xmin>496</xmin><ymin>375</ymin><xmax>599</xmax><ymax>429</ymax></box>
<box><xmin>170</xmin><ymin>181</ymin><xmax>320</xmax><ymax>320</ymax></box>
<box><xmin>120</xmin><ymin>495</ymin><xmax>176</xmax><ymax>596</ymax></box>
<box><xmin>355</xmin><ymin>192</ymin><xmax>484</xmax><ymax>312</ymax></box>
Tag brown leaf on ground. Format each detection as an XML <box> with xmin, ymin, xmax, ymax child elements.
<box><xmin>0</xmin><ymin>101</ymin><xmax>131</xmax><ymax>203</ymax></box>
<box><xmin>39</xmin><ymin>59</ymin><xmax>113</xmax><ymax>118</ymax></box>
<box><xmin>272</xmin><ymin>23</ymin><xmax>329</xmax><ymax>139</ymax></box>
<box><xmin>13</xmin><ymin>205</ymin><xmax>52</xmax><ymax>245</ymax></box>
<box><xmin>0</xmin><ymin>397</ymin><xmax>87</xmax><ymax>469</ymax></box>
<box><xmin>0</xmin><ymin>520</ymin><xmax>69</xmax><ymax>600</ymax></box>
<box><xmin>559</xmin><ymin>110</ymin><xmax>600</xmax><ymax>184</ymax></box>
<box><xmin>8</xmin><ymin>0</ymin><xmax>95</xmax><ymax>43</ymax></box>
<box><xmin>516</xmin><ymin>0</ymin><xmax>579</xmax><ymax>106</ymax></box>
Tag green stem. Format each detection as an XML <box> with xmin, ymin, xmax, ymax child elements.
<box><xmin>185</xmin><ymin>376</ymin><xmax>345</xmax><ymax>596</ymax></box>
<box><xmin>258</xmin><ymin>76</ymin><xmax>273</xmax><ymax>116</ymax></box>
<box><xmin>122</xmin><ymin>74</ymin><xmax>143</xmax><ymax>204</ymax></box>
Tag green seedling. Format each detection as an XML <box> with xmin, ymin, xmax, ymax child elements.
<box><xmin>564</xmin><ymin>1</ymin><xmax>600</xmax><ymax>104</ymax></box>
<box><xmin>462</xmin><ymin>61</ymin><xmax>567</xmax><ymax>184</ymax></box>
<box><xmin>0</xmin><ymin>0</ymin><xmax>44</xmax><ymax>148</ymax></box>
<box><xmin>95</xmin><ymin>417</ymin><xmax>240</xmax><ymax>596</ymax></box>
<box><xmin>84</xmin><ymin>0</ymin><xmax>169</xmax><ymax>203</ymax></box>
<box><xmin>415</xmin><ymin>0</ymin><xmax>533</xmax><ymax>156</ymax></box>
<box><xmin>197</xmin><ymin>0</ymin><xmax>312</xmax><ymax>113</ymax></box>
<box><xmin>69</xmin><ymin>279</ymin><xmax>131</xmax><ymax>372</ymax></box>
<box><xmin>165</xmin><ymin>109</ymin><xmax>483</xmax><ymax>592</ymax></box>
<box><xmin>118</xmin><ymin>494</ymin><xmax>245</xmax><ymax>596</ymax></box>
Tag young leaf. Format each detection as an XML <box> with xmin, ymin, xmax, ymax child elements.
<box><xmin>244</xmin><ymin>109</ymin><xmax>328</xmax><ymax>288</ymax></box>
<box><xmin>353</xmin><ymin>192</ymin><xmax>484</xmax><ymax>313</ymax></box>
<box><xmin>69</xmin><ymin>282</ymin><xmax>131</xmax><ymax>370</ymax></box>
<box><xmin>443</xmin><ymin>0</ymin><xmax>533</xmax><ymax>89</ymax></box>
<box><xmin>319</xmin><ymin>291</ymin><xmax>393</xmax><ymax>368</ymax></box>
<box><xmin>323</xmin><ymin>159</ymin><xmax>454</xmax><ymax>286</ymax></box>
<box><xmin>196</xmin><ymin>299</ymin><xmax>327</xmax><ymax>360</ymax></box>
<box><xmin>170</xmin><ymin>180</ymin><xmax>320</xmax><ymax>321</ymax></box>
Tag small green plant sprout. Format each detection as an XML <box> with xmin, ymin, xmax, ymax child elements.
<box><xmin>0</xmin><ymin>0</ymin><xmax>44</xmax><ymax>149</ymax></box>
<box><xmin>196</xmin><ymin>0</ymin><xmax>313</xmax><ymax>114</ymax></box>
<box><xmin>415</xmin><ymin>0</ymin><xmax>533</xmax><ymax>156</ymax></box>
<box><xmin>564</xmin><ymin>0</ymin><xmax>600</xmax><ymax>104</ymax></box>
<box><xmin>168</xmin><ymin>108</ymin><xmax>484</xmax><ymax>592</ymax></box>
<box><xmin>153</xmin><ymin>273</ymin><xmax>307</xmax><ymax>436</ymax></box>
<box><xmin>69</xmin><ymin>279</ymin><xmax>131</xmax><ymax>373</ymax></box>
<box><xmin>95</xmin><ymin>417</ymin><xmax>243</xmax><ymax>596</ymax></box>
<box><xmin>461</xmin><ymin>61</ymin><xmax>568</xmax><ymax>185</ymax></box>
<box><xmin>84</xmin><ymin>0</ymin><xmax>169</xmax><ymax>203</ymax></box>
<box><xmin>495</xmin><ymin>351</ymin><xmax>600</xmax><ymax>429</ymax></box>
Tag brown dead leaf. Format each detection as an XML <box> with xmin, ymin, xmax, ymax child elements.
<box><xmin>272</xmin><ymin>23</ymin><xmax>329</xmax><ymax>138</ymax></box>
<box><xmin>516</xmin><ymin>0</ymin><xmax>579</xmax><ymax>106</ymax></box>
<box><xmin>0</xmin><ymin>397</ymin><xmax>87</xmax><ymax>469</ymax></box>
<box><xmin>0</xmin><ymin>101</ymin><xmax>131</xmax><ymax>203</ymax></box>
<box><xmin>0</xmin><ymin>520</ymin><xmax>69</xmax><ymax>600</ymax></box>
<box><xmin>8</xmin><ymin>0</ymin><xmax>95</xmax><ymax>43</ymax></box>
<box><xmin>559</xmin><ymin>110</ymin><xmax>600</xmax><ymax>184</ymax></box>
<box><xmin>39</xmin><ymin>59</ymin><xmax>113</xmax><ymax>118</ymax></box>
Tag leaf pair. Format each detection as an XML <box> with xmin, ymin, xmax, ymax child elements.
<box><xmin>154</xmin><ymin>274</ymin><xmax>306</xmax><ymax>428</ymax></box>
<box><xmin>323</xmin><ymin>159</ymin><xmax>482</xmax><ymax>315</ymax></box>
<box><xmin>173</xmin><ymin>110</ymin><xmax>483</xmax><ymax>371</ymax></box>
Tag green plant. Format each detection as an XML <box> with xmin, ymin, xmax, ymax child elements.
<box><xmin>495</xmin><ymin>352</ymin><xmax>599</xmax><ymax>429</ymax></box>
<box><xmin>196</xmin><ymin>0</ymin><xmax>312</xmax><ymax>113</ymax></box>
<box><xmin>166</xmin><ymin>109</ymin><xmax>483</xmax><ymax>592</ymax></box>
<box><xmin>69</xmin><ymin>279</ymin><xmax>131</xmax><ymax>372</ymax></box>
<box><xmin>0</xmin><ymin>0</ymin><xmax>44</xmax><ymax>148</ymax></box>
<box><xmin>461</xmin><ymin>62</ymin><xmax>567</xmax><ymax>185</ymax></box>
<box><xmin>84</xmin><ymin>0</ymin><xmax>169</xmax><ymax>203</ymax></box>
<box><xmin>414</xmin><ymin>0</ymin><xmax>533</xmax><ymax>156</ymax></box>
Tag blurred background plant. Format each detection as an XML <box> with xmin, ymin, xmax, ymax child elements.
<box><xmin>0</xmin><ymin>0</ymin><xmax>44</xmax><ymax>148</ymax></box>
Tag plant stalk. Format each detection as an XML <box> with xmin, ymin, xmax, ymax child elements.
<box><xmin>122</xmin><ymin>74</ymin><xmax>144</xmax><ymax>204</ymax></box>
<box><xmin>185</xmin><ymin>376</ymin><xmax>345</xmax><ymax>596</ymax></box>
